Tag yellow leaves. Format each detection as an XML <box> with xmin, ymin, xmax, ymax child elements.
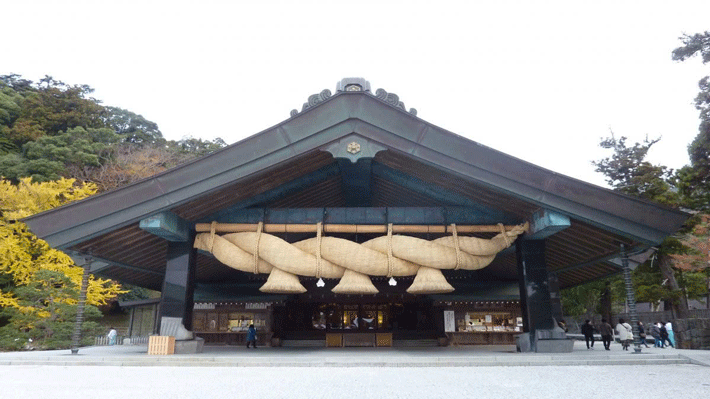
<box><xmin>1</xmin><ymin>176</ymin><xmax>124</xmax><ymax>313</ymax></box>
<box><xmin>0</xmin><ymin>223</ymin><xmax>73</xmax><ymax>285</ymax></box>
<box><xmin>0</xmin><ymin>289</ymin><xmax>49</xmax><ymax>320</ymax></box>
<box><xmin>0</xmin><ymin>290</ymin><xmax>20</xmax><ymax>308</ymax></box>
<box><xmin>0</xmin><ymin>225</ymin><xmax>34</xmax><ymax>283</ymax></box>
<box><xmin>0</xmin><ymin>177</ymin><xmax>97</xmax><ymax>221</ymax></box>
<box><xmin>87</xmin><ymin>276</ymin><xmax>129</xmax><ymax>306</ymax></box>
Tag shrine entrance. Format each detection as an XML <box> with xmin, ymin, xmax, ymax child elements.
<box><xmin>273</xmin><ymin>296</ymin><xmax>438</xmax><ymax>344</ymax></box>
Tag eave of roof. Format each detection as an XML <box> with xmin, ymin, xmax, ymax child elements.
<box><xmin>23</xmin><ymin>90</ymin><xmax>689</xmax><ymax>249</ymax></box>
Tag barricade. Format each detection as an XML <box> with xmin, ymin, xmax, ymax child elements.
<box><xmin>148</xmin><ymin>336</ymin><xmax>175</xmax><ymax>355</ymax></box>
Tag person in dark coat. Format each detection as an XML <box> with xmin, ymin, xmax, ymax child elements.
<box><xmin>637</xmin><ymin>321</ymin><xmax>650</xmax><ymax>348</ymax></box>
<box><xmin>598</xmin><ymin>318</ymin><xmax>613</xmax><ymax>351</ymax></box>
<box><xmin>659</xmin><ymin>322</ymin><xmax>673</xmax><ymax>348</ymax></box>
<box><xmin>581</xmin><ymin>319</ymin><xmax>596</xmax><ymax>350</ymax></box>
<box><xmin>246</xmin><ymin>324</ymin><xmax>257</xmax><ymax>348</ymax></box>
<box><xmin>650</xmin><ymin>322</ymin><xmax>661</xmax><ymax>347</ymax></box>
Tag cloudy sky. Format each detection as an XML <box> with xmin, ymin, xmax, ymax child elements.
<box><xmin>2</xmin><ymin>0</ymin><xmax>709</xmax><ymax>187</ymax></box>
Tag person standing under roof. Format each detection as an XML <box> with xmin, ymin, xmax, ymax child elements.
<box><xmin>246</xmin><ymin>324</ymin><xmax>257</xmax><ymax>348</ymax></box>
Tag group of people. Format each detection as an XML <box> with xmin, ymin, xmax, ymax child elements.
<box><xmin>578</xmin><ymin>319</ymin><xmax>675</xmax><ymax>351</ymax></box>
<box><xmin>648</xmin><ymin>321</ymin><xmax>676</xmax><ymax>348</ymax></box>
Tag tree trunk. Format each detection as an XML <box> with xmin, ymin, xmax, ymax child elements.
<box><xmin>600</xmin><ymin>281</ymin><xmax>612</xmax><ymax>323</ymax></box>
<box><xmin>659</xmin><ymin>254</ymin><xmax>689</xmax><ymax>318</ymax></box>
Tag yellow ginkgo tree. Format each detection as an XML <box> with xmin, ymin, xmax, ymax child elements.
<box><xmin>0</xmin><ymin>177</ymin><xmax>126</xmax><ymax>349</ymax></box>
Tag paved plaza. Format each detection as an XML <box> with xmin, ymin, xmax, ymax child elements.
<box><xmin>1</xmin><ymin>341</ymin><xmax>708</xmax><ymax>398</ymax></box>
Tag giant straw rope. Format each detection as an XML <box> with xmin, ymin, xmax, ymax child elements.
<box><xmin>194</xmin><ymin>222</ymin><xmax>528</xmax><ymax>294</ymax></box>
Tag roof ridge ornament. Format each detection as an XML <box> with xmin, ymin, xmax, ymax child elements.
<box><xmin>290</xmin><ymin>78</ymin><xmax>417</xmax><ymax>117</ymax></box>
<box><xmin>375</xmin><ymin>88</ymin><xmax>417</xmax><ymax>116</ymax></box>
<box><xmin>290</xmin><ymin>89</ymin><xmax>332</xmax><ymax>117</ymax></box>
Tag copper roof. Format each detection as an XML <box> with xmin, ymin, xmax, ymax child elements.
<box><xmin>24</xmin><ymin>81</ymin><xmax>689</xmax><ymax>291</ymax></box>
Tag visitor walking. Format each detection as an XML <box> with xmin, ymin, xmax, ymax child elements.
<box><xmin>598</xmin><ymin>318</ymin><xmax>614</xmax><ymax>351</ymax></box>
<box><xmin>665</xmin><ymin>321</ymin><xmax>676</xmax><ymax>348</ymax></box>
<box><xmin>615</xmin><ymin>318</ymin><xmax>633</xmax><ymax>351</ymax></box>
<box><xmin>659</xmin><ymin>322</ymin><xmax>672</xmax><ymax>348</ymax></box>
<box><xmin>581</xmin><ymin>319</ymin><xmax>596</xmax><ymax>350</ymax></box>
<box><xmin>650</xmin><ymin>322</ymin><xmax>661</xmax><ymax>347</ymax></box>
<box><xmin>246</xmin><ymin>324</ymin><xmax>257</xmax><ymax>348</ymax></box>
<box><xmin>637</xmin><ymin>321</ymin><xmax>650</xmax><ymax>348</ymax></box>
<box><xmin>107</xmin><ymin>327</ymin><xmax>117</xmax><ymax>346</ymax></box>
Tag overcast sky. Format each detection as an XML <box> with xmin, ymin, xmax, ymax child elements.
<box><xmin>2</xmin><ymin>0</ymin><xmax>709</xmax><ymax>187</ymax></box>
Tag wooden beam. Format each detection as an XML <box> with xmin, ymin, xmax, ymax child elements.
<box><xmin>194</xmin><ymin>222</ymin><xmax>526</xmax><ymax>234</ymax></box>
<box><xmin>139</xmin><ymin>211</ymin><xmax>190</xmax><ymax>242</ymax></box>
<box><xmin>525</xmin><ymin>209</ymin><xmax>571</xmax><ymax>240</ymax></box>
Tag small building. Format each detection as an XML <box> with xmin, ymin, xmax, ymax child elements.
<box><xmin>24</xmin><ymin>78</ymin><xmax>688</xmax><ymax>352</ymax></box>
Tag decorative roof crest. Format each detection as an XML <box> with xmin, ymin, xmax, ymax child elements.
<box><xmin>290</xmin><ymin>89</ymin><xmax>332</xmax><ymax>117</ymax></box>
<box><xmin>290</xmin><ymin>78</ymin><xmax>417</xmax><ymax>117</ymax></box>
<box><xmin>375</xmin><ymin>88</ymin><xmax>417</xmax><ymax>116</ymax></box>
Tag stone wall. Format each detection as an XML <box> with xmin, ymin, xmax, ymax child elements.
<box><xmin>674</xmin><ymin>318</ymin><xmax>710</xmax><ymax>349</ymax></box>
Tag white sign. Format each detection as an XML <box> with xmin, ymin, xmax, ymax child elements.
<box><xmin>444</xmin><ymin>310</ymin><xmax>455</xmax><ymax>333</ymax></box>
<box><xmin>245</xmin><ymin>302</ymin><xmax>270</xmax><ymax>310</ymax></box>
<box><xmin>194</xmin><ymin>303</ymin><xmax>215</xmax><ymax>310</ymax></box>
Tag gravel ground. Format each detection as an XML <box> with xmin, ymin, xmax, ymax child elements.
<box><xmin>2</xmin><ymin>364</ymin><xmax>709</xmax><ymax>399</ymax></box>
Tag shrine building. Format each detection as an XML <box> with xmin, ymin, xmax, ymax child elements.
<box><xmin>23</xmin><ymin>78</ymin><xmax>688</xmax><ymax>352</ymax></box>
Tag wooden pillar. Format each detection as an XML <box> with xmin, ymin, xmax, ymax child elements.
<box><xmin>517</xmin><ymin>240</ymin><xmax>556</xmax><ymax>333</ymax></box>
<box><xmin>128</xmin><ymin>307</ymin><xmax>136</xmax><ymax>337</ymax></box>
<box><xmin>152</xmin><ymin>303</ymin><xmax>159</xmax><ymax>334</ymax></box>
<box><xmin>516</xmin><ymin>239</ymin><xmax>571</xmax><ymax>352</ymax></box>
<box><xmin>158</xmin><ymin>233</ymin><xmax>196</xmax><ymax>332</ymax></box>
<box><xmin>548</xmin><ymin>273</ymin><xmax>565</xmax><ymax>324</ymax></box>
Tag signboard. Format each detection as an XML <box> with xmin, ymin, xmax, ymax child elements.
<box><xmin>245</xmin><ymin>302</ymin><xmax>270</xmax><ymax>310</ymax></box>
<box><xmin>444</xmin><ymin>310</ymin><xmax>455</xmax><ymax>333</ymax></box>
<box><xmin>194</xmin><ymin>303</ymin><xmax>215</xmax><ymax>310</ymax></box>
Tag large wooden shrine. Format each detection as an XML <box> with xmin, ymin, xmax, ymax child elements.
<box><xmin>23</xmin><ymin>78</ymin><xmax>688</xmax><ymax>352</ymax></box>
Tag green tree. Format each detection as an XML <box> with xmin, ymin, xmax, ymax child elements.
<box><xmin>0</xmin><ymin>127</ymin><xmax>122</xmax><ymax>182</ymax></box>
<box><xmin>561</xmin><ymin>280</ymin><xmax>617</xmax><ymax>319</ymax></box>
<box><xmin>0</xmin><ymin>85</ymin><xmax>23</xmax><ymax>147</ymax></box>
<box><xmin>0</xmin><ymin>270</ymin><xmax>104</xmax><ymax>350</ymax></box>
<box><xmin>592</xmin><ymin>134</ymin><xmax>680</xmax><ymax>206</ymax></box>
<box><xmin>172</xmin><ymin>136</ymin><xmax>227</xmax><ymax>156</ymax></box>
<box><xmin>5</xmin><ymin>76</ymin><xmax>105</xmax><ymax>148</ymax></box>
<box><xmin>1</xmin><ymin>74</ymin><xmax>226</xmax><ymax>189</ymax></box>
<box><xmin>673</xmin><ymin>31</ymin><xmax>710</xmax><ymax>210</ymax></box>
<box><xmin>102</xmin><ymin>106</ymin><xmax>164</xmax><ymax>146</ymax></box>
<box><xmin>592</xmin><ymin>134</ymin><xmax>689</xmax><ymax>315</ymax></box>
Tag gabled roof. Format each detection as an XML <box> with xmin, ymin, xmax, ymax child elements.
<box><xmin>23</xmin><ymin>79</ymin><xmax>689</xmax><ymax>290</ymax></box>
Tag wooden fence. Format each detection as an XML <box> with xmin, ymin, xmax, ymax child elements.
<box><xmin>93</xmin><ymin>335</ymin><xmax>150</xmax><ymax>346</ymax></box>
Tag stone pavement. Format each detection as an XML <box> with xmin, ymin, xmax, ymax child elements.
<box><xmin>0</xmin><ymin>339</ymin><xmax>708</xmax><ymax>367</ymax></box>
<box><xmin>2</xmin><ymin>340</ymin><xmax>709</xmax><ymax>399</ymax></box>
